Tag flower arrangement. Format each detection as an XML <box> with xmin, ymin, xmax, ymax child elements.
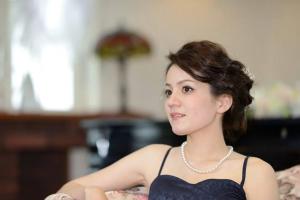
<box><xmin>251</xmin><ymin>82</ymin><xmax>300</xmax><ymax>118</ymax></box>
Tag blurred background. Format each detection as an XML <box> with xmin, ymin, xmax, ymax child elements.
<box><xmin>0</xmin><ymin>0</ymin><xmax>300</xmax><ymax>199</ymax></box>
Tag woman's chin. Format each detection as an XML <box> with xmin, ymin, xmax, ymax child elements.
<box><xmin>171</xmin><ymin>127</ymin><xmax>187</xmax><ymax>136</ymax></box>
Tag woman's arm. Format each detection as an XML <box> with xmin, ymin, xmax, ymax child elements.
<box><xmin>245</xmin><ymin>157</ymin><xmax>280</xmax><ymax>200</ymax></box>
<box><xmin>47</xmin><ymin>144</ymin><xmax>169</xmax><ymax>200</ymax></box>
<box><xmin>85</xmin><ymin>187</ymin><xmax>108</xmax><ymax>200</ymax></box>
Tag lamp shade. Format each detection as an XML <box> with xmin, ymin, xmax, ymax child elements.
<box><xmin>95</xmin><ymin>29</ymin><xmax>151</xmax><ymax>60</ymax></box>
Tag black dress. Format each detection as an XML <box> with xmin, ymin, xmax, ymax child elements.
<box><xmin>149</xmin><ymin>148</ymin><xmax>248</xmax><ymax>200</ymax></box>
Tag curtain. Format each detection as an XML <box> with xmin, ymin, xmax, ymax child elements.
<box><xmin>8</xmin><ymin>0</ymin><xmax>102</xmax><ymax>112</ymax></box>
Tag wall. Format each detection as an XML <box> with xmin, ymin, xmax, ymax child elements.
<box><xmin>97</xmin><ymin>0</ymin><xmax>300</xmax><ymax>119</ymax></box>
<box><xmin>0</xmin><ymin>0</ymin><xmax>300</xmax><ymax>119</ymax></box>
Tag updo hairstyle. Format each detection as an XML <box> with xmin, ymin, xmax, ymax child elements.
<box><xmin>166</xmin><ymin>40</ymin><xmax>253</xmax><ymax>137</ymax></box>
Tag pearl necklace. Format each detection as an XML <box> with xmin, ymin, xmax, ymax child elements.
<box><xmin>180</xmin><ymin>141</ymin><xmax>233</xmax><ymax>174</ymax></box>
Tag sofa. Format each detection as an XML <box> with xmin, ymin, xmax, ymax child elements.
<box><xmin>277</xmin><ymin>165</ymin><xmax>300</xmax><ymax>199</ymax></box>
<box><xmin>105</xmin><ymin>165</ymin><xmax>300</xmax><ymax>200</ymax></box>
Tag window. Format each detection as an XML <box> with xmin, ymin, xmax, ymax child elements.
<box><xmin>9</xmin><ymin>0</ymin><xmax>101</xmax><ymax>112</ymax></box>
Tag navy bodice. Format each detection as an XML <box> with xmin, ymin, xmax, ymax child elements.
<box><xmin>148</xmin><ymin>148</ymin><xmax>248</xmax><ymax>200</ymax></box>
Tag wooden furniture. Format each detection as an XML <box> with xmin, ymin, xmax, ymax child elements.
<box><xmin>0</xmin><ymin>113</ymin><xmax>87</xmax><ymax>200</ymax></box>
<box><xmin>236</xmin><ymin>117</ymin><xmax>300</xmax><ymax>170</ymax></box>
<box><xmin>83</xmin><ymin>118</ymin><xmax>300</xmax><ymax>171</ymax></box>
<box><xmin>0</xmin><ymin>112</ymin><xmax>146</xmax><ymax>200</ymax></box>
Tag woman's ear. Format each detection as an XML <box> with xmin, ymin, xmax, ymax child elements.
<box><xmin>216</xmin><ymin>94</ymin><xmax>233</xmax><ymax>114</ymax></box>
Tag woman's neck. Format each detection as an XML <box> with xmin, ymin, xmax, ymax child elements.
<box><xmin>184</xmin><ymin>126</ymin><xmax>228</xmax><ymax>162</ymax></box>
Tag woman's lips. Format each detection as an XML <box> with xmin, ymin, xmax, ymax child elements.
<box><xmin>170</xmin><ymin>112</ymin><xmax>186</xmax><ymax>120</ymax></box>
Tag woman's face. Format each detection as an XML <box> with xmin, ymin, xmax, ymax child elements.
<box><xmin>164</xmin><ymin>65</ymin><xmax>221</xmax><ymax>136</ymax></box>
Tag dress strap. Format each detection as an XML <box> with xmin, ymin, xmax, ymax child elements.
<box><xmin>240</xmin><ymin>156</ymin><xmax>250</xmax><ymax>187</ymax></box>
<box><xmin>157</xmin><ymin>147</ymin><xmax>172</xmax><ymax>176</ymax></box>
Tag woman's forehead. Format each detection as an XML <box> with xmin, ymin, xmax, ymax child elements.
<box><xmin>166</xmin><ymin>65</ymin><xmax>192</xmax><ymax>78</ymax></box>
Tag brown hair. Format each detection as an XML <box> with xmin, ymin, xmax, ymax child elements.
<box><xmin>166</xmin><ymin>40</ymin><xmax>253</xmax><ymax>137</ymax></box>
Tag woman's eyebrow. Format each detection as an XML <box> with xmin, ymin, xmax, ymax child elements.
<box><xmin>165</xmin><ymin>79</ymin><xmax>195</xmax><ymax>87</ymax></box>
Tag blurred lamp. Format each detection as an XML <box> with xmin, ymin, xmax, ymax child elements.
<box><xmin>95</xmin><ymin>28</ymin><xmax>151</xmax><ymax>113</ymax></box>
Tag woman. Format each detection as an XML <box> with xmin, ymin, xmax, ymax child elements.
<box><xmin>46</xmin><ymin>41</ymin><xmax>279</xmax><ymax>200</ymax></box>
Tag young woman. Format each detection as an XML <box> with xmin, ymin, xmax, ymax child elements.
<box><xmin>46</xmin><ymin>41</ymin><xmax>279</xmax><ymax>200</ymax></box>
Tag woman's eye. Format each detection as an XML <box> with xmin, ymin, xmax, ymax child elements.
<box><xmin>164</xmin><ymin>89</ymin><xmax>172</xmax><ymax>98</ymax></box>
<box><xmin>182</xmin><ymin>86</ymin><xmax>194</xmax><ymax>93</ymax></box>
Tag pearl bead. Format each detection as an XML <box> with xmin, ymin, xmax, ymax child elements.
<box><xmin>180</xmin><ymin>141</ymin><xmax>233</xmax><ymax>174</ymax></box>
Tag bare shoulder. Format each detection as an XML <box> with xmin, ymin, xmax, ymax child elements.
<box><xmin>138</xmin><ymin>144</ymin><xmax>172</xmax><ymax>184</ymax></box>
<box><xmin>139</xmin><ymin>144</ymin><xmax>172</xmax><ymax>164</ymax></box>
<box><xmin>119</xmin><ymin>144</ymin><xmax>171</xmax><ymax>162</ymax></box>
<box><xmin>247</xmin><ymin>157</ymin><xmax>276</xmax><ymax>177</ymax></box>
<box><xmin>111</xmin><ymin>143</ymin><xmax>172</xmax><ymax>171</ymax></box>
<box><xmin>120</xmin><ymin>143</ymin><xmax>172</xmax><ymax>166</ymax></box>
<box><xmin>245</xmin><ymin>157</ymin><xmax>279</xmax><ymax>200</ymax></box>
<box><xmin>142</xmin><ymin>144</ymin><xmax>172</xmax><ymax>154</ymax></box>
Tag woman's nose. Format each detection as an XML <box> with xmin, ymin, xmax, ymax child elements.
<box><xmin>166</xmin><ymin>92</ymin><xmax>181</xmax><ymax>107</ymax></box>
